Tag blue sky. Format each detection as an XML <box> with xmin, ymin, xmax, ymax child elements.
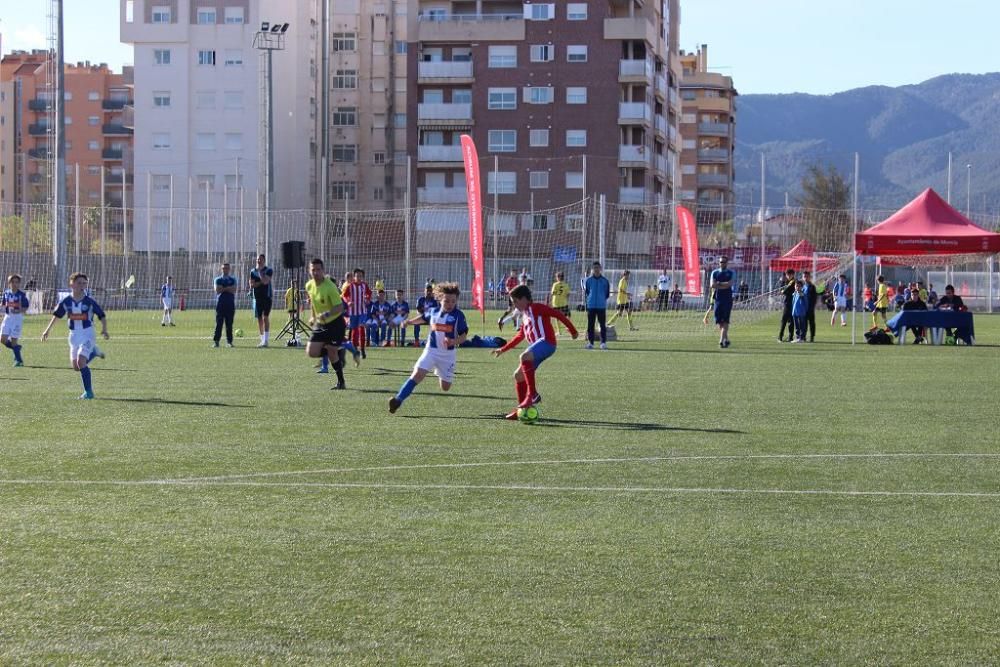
<box><xmin>2</xmin><ymin>0</ymin><xmax>1000</xmax><ymax>94</ymax></box>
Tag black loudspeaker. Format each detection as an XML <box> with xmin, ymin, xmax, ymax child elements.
<box><xmin>280</xmin><ymin>240</ymin><xmax>305</xmax><ymax>269</ymax></box>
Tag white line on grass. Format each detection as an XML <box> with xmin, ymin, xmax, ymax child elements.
<box><xmin>0</xmin><ymin>477</ymin><xmax>999</xmax><ymax>498</ymax></box>
<box><xmin>170</xmin><ymin>452</ymin><xmax>1000</xmax><ymax>483</ymax></box>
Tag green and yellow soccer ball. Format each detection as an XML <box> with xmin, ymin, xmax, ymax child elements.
<box><xmin>517</xmin><ymin>406</ymin><xmax>539</xmax><ymax>424</ymax></box>
<box><xmin>234</xmin><ymin>328</ymin><xmax>244</xmax><ymax>338</ymax></box>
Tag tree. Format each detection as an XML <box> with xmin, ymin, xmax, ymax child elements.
<box><xmin>0</xmin><ymin>214</ymin><xmax>52</xmax><ymax>253</ymax></box>
<box><xmin>797</xmin><ymin>164</ymin><xmax>853</xmax><ymax>251</ymax></box>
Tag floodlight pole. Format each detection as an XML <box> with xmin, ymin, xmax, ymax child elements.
<box><xmin>254</xmin><ymin>25</ymin><xmax>287</xmax><ymax>267</ymax></box>
<box><xmin>53</xmin><ymin>0</ymin><xmax>68</xmax><ymax>288</ymax></box>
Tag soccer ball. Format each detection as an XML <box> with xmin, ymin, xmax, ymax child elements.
<box><xmin>234</xmin><ymin>328</ymin><xmax>244</xmax><ymax>338</ymax></box>
<box><xmin>517</xmin><ymin>406</ymin><xmax>539</xmax><ymax>424</ymax></box>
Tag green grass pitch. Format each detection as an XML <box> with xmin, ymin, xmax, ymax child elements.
<box><xmin>2</xmin><ymin>309</ymin><xmax>999</xmax><ymax>664</ymax></box>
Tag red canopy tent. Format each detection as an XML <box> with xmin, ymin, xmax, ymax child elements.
<box><xmin>855</xmin><ymin>188</ymin><xmax>1000</xmax><ymax>257</ymax></box>
<box><xmin>769</xmin><ymin>239</ymin><xmax>841</xmax><ymax>273</ymax></box>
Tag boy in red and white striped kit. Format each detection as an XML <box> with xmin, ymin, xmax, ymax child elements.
<box><xmin>492</xmin><ymin>285</ymin><xmax>578</xmax><ymax>420</ymax></box>
<box><xmin>341</xmin><ymin>268</ymin><xmax>372</xmax><ymax>359</ymax></box>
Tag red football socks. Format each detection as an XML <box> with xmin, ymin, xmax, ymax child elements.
<box><xmin>518</xmin><ymin>361</ymin><xmax>536</xmax><ymax>407</ymax></box>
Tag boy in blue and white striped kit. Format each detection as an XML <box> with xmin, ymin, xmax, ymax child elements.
<box><xmin>40</xmin><ymin>273</ymin><xmax>110</xmax><ymax>399</ymax></box>
<box><xmin>161</xmin><ymin>275</ymin><xmax>176</xmax><ymax>326</ymax></box>
<box><xmin>2</xmin><ymin>274</ymin><xmax>30</xmax><ymax>366</ymax></box>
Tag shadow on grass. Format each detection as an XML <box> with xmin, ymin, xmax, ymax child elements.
<box><xmin>356</xmin><ymin>388</ymin><xmax>506</xmax><ymax>401</ymax></box>
<box><xmin>0</xmin><ymin>377</ymin><xmax>29</xmax><ymax>381</ymax></box>
<box><xmin>19</xmin><ymin>364</ymin><xmax>138</xmax><ymax>372</ymax></box>
<box><xmin>401</xmin><ymin>414</ymin><xmax>744</xmax><ymax>434</ymax></box>
<box><xmin>99</xmin><ymin>397</ymin><xmax>253</xmax><ymax>408</ymax></box>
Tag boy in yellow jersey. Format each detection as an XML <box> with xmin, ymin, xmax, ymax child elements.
<box><xmin>549</xmin><ymin>271</ymin><xmax>571</xmax><ymax>333</ymax></box>
<box><xmin>872</xmin><ymin>274</ymin><xmax>889</xmax><ymax>330</ymax></box>
<box><xmin>304</xmin><ymin>258</ymin><xmax>350</xmax><ymax>390</ymax></box>
<box><xmin>607</xmin><ymin>269</ymin><xmax>638</xmax><ymax>331</ymax></box>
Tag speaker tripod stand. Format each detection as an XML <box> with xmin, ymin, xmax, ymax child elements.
<box><xmin>275</xmin><ymin>276</ymin><xmax>312</xmax><ymax>346</ymax></box>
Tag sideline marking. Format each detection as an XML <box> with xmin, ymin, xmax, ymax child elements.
<box><xmin>0</xmin><ymin>477</ymin><xmax>998</xmax><ymax>498</ymax></box>
<box><xmin>171</xmin><ymin>452</ymin><xmax>1000</xmax><ymax>483</ymax></box>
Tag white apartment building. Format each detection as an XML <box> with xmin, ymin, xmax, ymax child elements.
<box><xmin>121</xmin><ymin>0</ymin><xmax>318</xmax><ymax>253</ymax></box>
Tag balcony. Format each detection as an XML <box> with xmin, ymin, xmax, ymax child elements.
<box><xmin>698</xmin><ymin>148</ymin><xmax>730</xmax><ymax>163</ymax></box>
<box><xmin>618</xmin><ymin>59</ymin><xmax>653</xmax><ymax>82</ymax></box>
<box><xmin>102</xmin><ymin>98</ymin><xmax>130</xmax><ymax>110</ymax></box>
<box><xmin>418</xmin><ymin>186</ymin><xmax>467</xmax><ymax>204</ymax></box>
<box><xmin>698</xmin><ymin>122</ymin><xmax>730</xmax><ymax>137</ymax></box>
<box><xmin>697</xmin><ymin>173</ymin><xmax>730</xmax><ymax>187</ymax></box>
<box><xmin>28</xmin><ymin>98</ymin><xmax>53</xmax><ymax>112</ymax></box>
<box><xmin>102</xmin><ymin>148</ymin><xmax>124</xmax><ymax>160</ymax></box>
<box><xmin>28</xmin><ymin>123</ymin><xmax>50</xmax><ymax>136</ymax></box>
<box><xmin>417</xmin><ymin>102</ymin><xmax>473</xmax><ymax>126</ymax></box>
<box><xmin>668</xmin><ymin>125</ymin><xmax>678</xmax><ymax>147</ymax></box>
<box><xmin>418</xmin><ymin>60</ymin><xmax>474</xmax><ymax>82</ymax></box>
<box><xmin>654</xmin><ymin>115</ymin><xmax>668</xmax><ymax>137</ymax></box>
<box><xmin>417</xmin><ymin>145</ymin><xmax>463</xmax><ymax>163</ymax></box>
<box><xmin>618</xmin><ymin>187</ymin><xmax>648</xmax><ymax>205</ymax></box>
<box><xmin>102</xmin><ymin>123</ymin><xmax>133</xmax><ymax>135</ymax></box>
<box><xmin>417</xmin><ymin>13</ymin><xmax>524</xmax><ymax>42</ymax></box>
<box><xmin>106</xmin><ymin>173</ymin><xmax>134</xmax><ymax>185</ymax></box>
<box><xmin>669</xmin><ymin>88</ymin><xmax>679</xmax><ymax>111</ymax></box>
<box><xmin>656</xmin><ymin>154</ymin><xmax>669</xmax><ymax>174</ymax></box>
<box><xmin>27</xmin><ymin>148</ymin><xmax>52</xmax><ymax>159</ymax></box>
<box><xmin>654</xmin><ymin>74</ymin><xmax>668</xmax><ymax>99</ymax></box>
<box><xmin>28</xmin><ymin>173</ymin><xmax>46</xmax><ymax>184</ymax></box>
<box><xmin>618</xmin><ymin>145</ymin><xmax>649</xmax><ymax>165</ymax></box>
<box><xmin>603</xmin><ymin>16</ymin><xmax>657</xmax><ymax>44</ymax></box>
<box><xmin>618</xmin><ymin>102</ymin><xmax>651</xmax><ymax>125</ymax></box>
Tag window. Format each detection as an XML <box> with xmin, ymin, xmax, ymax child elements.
<box><xmin>529</xmin><ymin>129</ymin><xmax>549</xmax><ymax>147</ymax></box>
<box><xmin>567</xmin><ymin>3</ymin><xmax>588</xmax><ymax>19</ymax></box>
<box><xmin>88</xmin><ymin>91</ymin><xmax>99</xmax><ymax>101</ymax></box>
<box><xmin>373</xmin><ymin>151</ymin><xmax>386</xmax><ymax>165</ymax></box>
<box><xmin>152</xmin><ymin>132</ymin><xmax>170</xmax><ymax>149</ymax></box>
<box><xmin>88</xmin><ymin>116</ymin><xmax>100</xmax><ymax>126</ymax></box>
<box><xmin>488</xmin><ymin>130</ymin><xmax>516</xmax><ymax>153</ymax></box>
<box><xmin>488</xmin><ymin>45</ymin><xmax>517</xmax><ymax>68</ymax></box>
<box><xmin>488</xmin><ymin>88</ymin><xmax>516</xmax><ymax>110</ymax></box>
<box><xmin>224</xmin><ymin>174</ymin><xmax>244</xmax><ymax>189</ymax></box>
<box><xmin>223</xmin><ymin>91</ymin><xmax>243</xmax><ymax>109</ymax></box>
<box><xmin>224</xmin><ymin>133</ymin><xmax>242</xmax><ymax>150</ymax></box>
<box><xmin>64</xmin><ymin>116</ymin><xmax>72</xmax><ymax>125</ymax></box>
<box><xmin>566</xmin><ymin>171</ymin><xmax>584</xmax><ymax>188</ymax></box>
<box><xmin>224</xmin><ymin>7</ymin><xmax>244</xmax><ymax>24</ymax></box>
<box><xmin>333</xmin><ymin>33</ymin><xmax>356</xmax><ymax>52</ymax></box>
<box><xmin>530</xmin><ymin>45</ymin><xmax>553</xmax><ymax>62</ymax></box>
<box><xmin>566</xmin><ymin>130</ymin><xmax>587</xmax><ymax>147</ymax></box>
<box><xmin>198</xmin><ymin>50</ymin><xmax>216</xmax><ymax>66</ymax></box>
<box><xmin>87</xmin><ymin>140</ymin><xmax>99</xmax><ymax>150</ymax></box>
<box><xmin>373</xmin><ymin>187</ymin><xmax>385</xmax><ymax>201</ymax></box>
<box><xmin>153</xmin><ymin>91</ymin><xmax>170</xmax><ymax>107</ymax></box>
<box><xmin>195</xmin><ymin>133</ymin><xmax>216</xmax><ymax>151</ymax></box>
<box><xmin>152</xmin><ymin>175</ymin><xmax>171</xmax><ymax>192</ymax></box>
<box><xmin>331</xmin><ymin>181</ymin><xmax>357</xmax><ymax>200</ymax></box>
<box><xmin>88</xmin><ymin>191</ymin><xmax>100</xmax><ymax>200</ymax></box>
<box><xmin>567</xmin><ymin>45</ymin><xmax>588</xmax><ymax>62</ymax></box>
<box><xmin>151</xmin><ymin>5</ymin><xmax>171</xmax><ymax>23</ymax></box>
<box><xmin>529</xmin><ymin>171</ymin><xmax>549</xmax><ymax>189</ymax></box>
<box><xmin>531</xmin><ymin>213</ymin><xmax>551</xmax><ymax>230</ymax></box>
<box><xmin>682</xmin><ymin>139</ymin><xmax>696</xmax><ymax>149</ymax></box>
<box><xmin>452</xmin><ymin>89</ymin><xmax>472</xmax><ymax>104</ymax></box>
<box><xmin>681</xmin><ymin>113</ymin><xmax>697</xmax><ymax>124</ymax></box>
<box><xmin>153</xmin><ymin>49</ymin><xmax>171</xmax><ymax>65</ymax></box>
<box><xmin>196</xmin><ymin>91</ymin><xmax>216</xmax><ymax>109</ymax></box>
<box><xmin>566</xmin><ymin>87</ymin><xmax>587</xmax><ymax>104</ymax></box>
<box><xmin>394</xmin><ymin>113</ymin><xmax>407</xmax><ymax>128</ymax></box>
<box><xmin>332</xmin><ymin>144</ymin><xmax>357</xmax><ymax>163</ymax></box>
<box><xmin>333</xmin><ymin>107</ymin><xmax>357</xmax><ymax>126</ymax></box>
<box><xmin>525</xmin><ymin>87</ymin><xmax>553</xmax><ymax>104</ymax></box>
<box><xmin>565</xmin><ymin>214</ymin><xmax>583</xmax><ymax>231</ymax></box>
<box><xmin>126</xmin><ymin>0</ymin><xmax>134</xmax><ymax>23</ymax></box>
<box><xmin>64</xmin><ymin>91</ymin><xmax>73</xmax><ymax>101</ymax></box>
<box><xmin>527</xmin><ymin>3</ymin><xmax>555</xmax><ymax>20</ymax></box>
<box><xmin>197</xmin><ymin>8</ymin><xmax>216</xmax><ymax>24</ymax></box>
<box><xmin>87</xmin><ymin>165</ymin><xmax>100</xmax><ymax>175</ymax></box>
<box><xmin>682</xmin><ymin>90</ymin><xmax>697</xmax><ymax>101</ymax></box>
<box><xmin>196</xmin><ymin>174</ymin><xmax>215</xmax><ymax>190</ymax></box>
<box><xmin>487</xmin><ymin>172</ymin><xmax>516</xmax><ymax>195</ymax></box>
<box><xmin>395</xmin><ymin>41</ymin><xmax>407</xmax><ymax>55</ymax></box>
<box><xmin>224</xmin><ymin>50</ymin><xmax>243</xmax><ymax>66</ymax></box>
<box><xmin>334</xmin><ymin>69</ymin><xmax>357</xmax><ymax>89</ymax></box>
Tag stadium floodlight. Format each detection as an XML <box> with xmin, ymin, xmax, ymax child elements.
<box><xmin>280</xmin><ymin>23</ymin><xmax>289</xmax><ymax>33</ymax></box>
<box><xmin>261</xmin><ymin>21</ymin><xmax>269</xmax><ymax>31</ymax></box>
<box><xmin>253</xmin><ymin>19</ymin><xmax>289</xmax><ymax>262</ymax></box>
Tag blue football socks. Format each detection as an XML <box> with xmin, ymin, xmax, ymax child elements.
<box><xmin>396</xmin><ymin>378</ymin><xmax>417</xmax><ymax>404</ymax></box>
<box><xmin>80</xmin><ymin>367</ymin><xmax>93</xmax><ymax>393</ymax></box>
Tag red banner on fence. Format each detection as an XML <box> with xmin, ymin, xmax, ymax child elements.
<box><xmin>460</xmin><ymin>134</ymin><xmax>485</xmax><ymax>314</ymax></box>
<box><xmin>676</xmin><ymin>205</ymin><xmax>701</xmax><ymax>294</ymax></box>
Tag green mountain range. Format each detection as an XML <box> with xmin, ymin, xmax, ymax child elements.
<box><xmin>734</xmin><ymin>73</ymin><xmax>1000</xmax><ymax>213</ymax></box>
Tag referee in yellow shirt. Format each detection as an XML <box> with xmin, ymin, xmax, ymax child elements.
<box><xmin>872</xmin><ymin>274</ymin><xmax>889</xmax><ymax>330</ymax></box>
<box><xmin>549</xmin><ymin>272</ymin><xmax>571</xmax><ymax>333</ymax></box>
<box><xmin>607</xmin><ymin>269</ymin><xmax>638</xmax><ymax>331</ymax></box>
<box><xmin>305</xmin><ymin>258</ymin><xmax>349</xmax><ymax>389</ymax></box>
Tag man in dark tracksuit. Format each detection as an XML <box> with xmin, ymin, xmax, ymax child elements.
<box><xmin>213</xmin><ymin>263</ymin><xmax>238</xmax><ymax>347</ymax></box>
<box><xmin>584</xmin><ymin>262</ymin><xmax>611</xmax><ymax>349</ymax></box>
<box><xmin>803</xmin><ymin>270</ymin><xmax>819</xmax><ymax>342</ymax></box>
<box><xmin>777</xmin><ymin>268</ymin><xmax>796</xmax><ymax>342</ymax></box>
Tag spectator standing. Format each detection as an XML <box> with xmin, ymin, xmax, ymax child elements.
<box><xmin>777</xmin><ymin>269</ymin><xmax>796</xmax><ymax>342</ymax></box>
<box><xmin>791</xmin><ymin>280</ymin><xmax>808</xmax><ymax>343</ymax></box>
<box><xmin>656</xmin><ymin>270</ymin><xmax>671</xmax><ymax>311</ymax></box>
<box><xmin>831</xmin><ymin>274</ymin><xmax>849</xmax><ymax>326</ymax></box>
<box><xmin>872</xmin><ymin>275</ymin><xmax>889</xmax><ymax>330</ymax></box>
<box><xmin>803</xmin><ymin>271</ymin><xmax>819</xmax><ymax>342</ymax></box>
<box><xmin>584</xmin><ymin>262</ymin><xmax>610</xmax><ymax>350</ymax></box>
<box><xmin>670</xmin><ymin>285</ymin><xmax>683</xmax><ymax>310</ymax></box>
<box><xmin>212</xmin><ymin>263</ymin><xmax>238</xmax><ymax>348</ymax></box>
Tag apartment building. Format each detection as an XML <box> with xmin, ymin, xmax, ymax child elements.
<box><xmin>0</xmin><ymin>51</ymin><xmax>133</xmax><ymax>208</ymax></box>
<box><xmin>678</xmin><ymin>44</ymin><xmax>737</xmax><ymax>225</ymax></box>
<box><xmin>330</xmin><ymin>0</ymin><xmax>408</xmax><ymax>211</ymax></box>
<box><xmin>406</xmin><ymin>0</ymin><xmax>681</xmax><ymax>256</ymax></box>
